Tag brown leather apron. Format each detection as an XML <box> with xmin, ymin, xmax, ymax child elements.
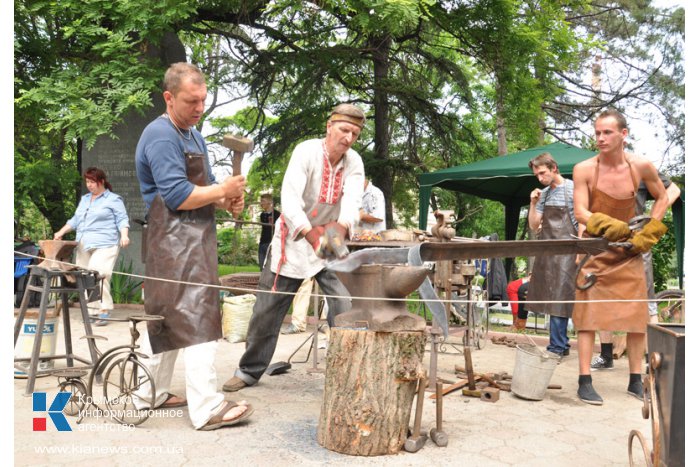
<box><xmin>572</xmin><ymin>158</ymin><xmax>647</xmax><ymax>333</ymax></box>
<box><xmin>144</xmin><ymin>151</ymin><xmax>222</xmax><ymax>353</ymax></box>
<box><xmin>528</xmin><ymin>183</ymin><xmax>576</xmax><ymax>318</ymax></box>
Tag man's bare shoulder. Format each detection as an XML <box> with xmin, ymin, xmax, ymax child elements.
<box><xmin>573</xmin><ymin>155</ymin><xmax>598</xmax><ymax>172</ymax></box>
<box><xmin>624</xmin><ymin>153</ymin><xmax>655</xmax><ymax>169</ymax></box>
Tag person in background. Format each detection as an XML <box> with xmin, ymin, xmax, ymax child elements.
<box><xmin>258</xmin><ymin>193</ymin><xmax>281</xmax><ymax>269</ymax></box>
<box><xmin>356</xmin><ymin>177</ymin><xmax>386</xmax><ymax>233</ymax></box>
<box><xmin>527</xmin><ymin>152</ymin><xmax>577</xmax><ymax>357</ymax></box>
<box><xmin>506</xmin><ymin>274</ymin><xmax>530</xmax><ymax>329</ymax></box>
<box><xmin>53</xmin><ymin>167</ymin><xmax>130</xmax><ymax>326</ymax></box>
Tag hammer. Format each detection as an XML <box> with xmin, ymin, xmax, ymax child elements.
<box><xmin>222</xmin><ymin>134</ymin><xmax>254</xmax><ymax>176</ymax></box>
<box><xmin>404</xmin><ymin>377</ymin><xmax>428</xmax><ymax>453</ymax></box>
<box><xmin>430</xmin><ymin>381</ymin><xmax>448</xmax><ymax>447</ymax></box>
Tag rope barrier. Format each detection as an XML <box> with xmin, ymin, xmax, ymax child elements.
<box><xmin>14</xmin><ymin>250</ymin><xmax>685</xmax><ymax>306</ymax></box>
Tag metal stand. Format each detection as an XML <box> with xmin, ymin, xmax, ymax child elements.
<box><xmin>14</xmin><ymin>266</ymin><xmax>101</xmax><ymax>396</ymax></box>
<box><xmin>307</xmin><ymin>281</ymin><xmax>324</xmax><ymax>373</ymax></box>
<box><xmin>281</xmin><ymin>281</ymin><xmax>325</xmax><ymax>373</ymax></box>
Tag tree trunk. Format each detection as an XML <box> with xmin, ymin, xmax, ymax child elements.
<box><xmin>370</xmin><ymin>34</ymin><xmax>393</xmax><ymax>229</ymax></box>
<box><xmin>317</xmin><ymin>328</ymin><xmax>427</xmax><ymax>456</ymax></box>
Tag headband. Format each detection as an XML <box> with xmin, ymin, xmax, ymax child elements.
<box><xmin>329</xmin><ymin>113</ymin><xmax>365</xmax><ymax>129</ymax></box>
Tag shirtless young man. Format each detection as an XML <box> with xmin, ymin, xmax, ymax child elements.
<box><xmin>572</xmin><ymin>108</ymin><xmax>669</xmax><ymax>405</ymax></box>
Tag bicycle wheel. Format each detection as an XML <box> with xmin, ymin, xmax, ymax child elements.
<box><xmin>59</xmin><ymin>380</ymin><xmax>87</xmax><ymax>416</ymax></box>
<box><xmin>655</xmin><ymin>289</ymin><xmax>684</xmax><ymax>323</ymax></box>
<box><xmin>102</xmin><ymin>356</ymin><xmax>155</xmax><ymax>426</ymax></box>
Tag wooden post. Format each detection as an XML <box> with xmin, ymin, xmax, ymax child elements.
<box><xmin>317</xmin><ymin>328</ymin><xmax>427</xmax><ymax>456</ymax></box>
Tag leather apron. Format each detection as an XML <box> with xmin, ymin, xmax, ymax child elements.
<box><xmin>572</xmin><ymin>158</ymin><xmax>647</xmax><ymax>333</ymax></box>
<box><xmin>528</xmin><ymin>183</ymin><xmax>576</xmax><ymax>318</ymax></box>
<box><xmin>144</xmin><ymin>150</ymin><xmax>222</xmax><ymax>354</ymax></box>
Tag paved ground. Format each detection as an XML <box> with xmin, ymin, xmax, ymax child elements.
<box><xmin>14</xmin><ymin>306</ymin><xmax>657</xmax><ymax>466</ymax></box>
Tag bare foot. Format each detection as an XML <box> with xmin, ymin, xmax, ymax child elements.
<box><xmin>220</xmin><ymin>400</ymin><xmax>249</xmax><ymax>421</ymax></box>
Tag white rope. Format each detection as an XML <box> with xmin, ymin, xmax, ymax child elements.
<box><xmin>14</xmin><ymin>250</ymin><xmax>685</xmax><ymax>306</ymax></box>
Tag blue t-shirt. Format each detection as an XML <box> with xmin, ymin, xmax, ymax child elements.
<box><xmin>67</xmin><ymin>190</ymin><xmax>130</xmax><ymax>249</ymax></box>
<box><xmin>135</xmin><ymin>116</ymin><xmax>215</xmax><ymax>212</ymax></box>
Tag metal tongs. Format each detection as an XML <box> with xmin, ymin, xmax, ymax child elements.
<box><xmin>575</xmin><ymin>215</ymin><xmax>650</xmax><ymax>290</ymax></box>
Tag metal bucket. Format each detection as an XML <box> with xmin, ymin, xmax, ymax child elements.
<box><xmin>511</xmin><ymin>343</ymin><xmax>559</xmax><ymax>401</ymax></box>
<box><xmin>14</xmin><ymin>316</ymin><xmax>59</xmax><ymax>377</ymax></box>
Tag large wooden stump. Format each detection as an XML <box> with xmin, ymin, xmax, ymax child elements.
<box><xmin>317</xmin><ymin>328</ymin><xmax>427</xmax><ymax>456</ymax></box>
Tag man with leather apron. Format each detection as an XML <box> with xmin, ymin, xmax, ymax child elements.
<box><xmin>134</xmin><ymin>63</ymin><xmax>253</xmax><ymax>430</ymax></box>
<box><xmin>223</xmin><ymin>103</ymin><xmax>366</xmax><ymax>393</ymax></box>
<box><xmin>572</xmin><ymin>109</ymin><xmax>669</xmax><ymax>405</ymax></box>
<box><xmin>527</xmin><ymin>152</ymin><xmax>577</xmax><ymax>357</ymax></box>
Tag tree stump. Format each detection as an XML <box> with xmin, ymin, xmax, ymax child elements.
<box><xmin>317</xmin><ymin>328</ymin><xmax>427</xmax><ymax>456</ymax></box>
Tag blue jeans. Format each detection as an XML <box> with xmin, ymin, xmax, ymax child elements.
<box><xmin>547</xmin><ymin>316</ymin><xmax>570</xmax><ymax>355</ymax></box>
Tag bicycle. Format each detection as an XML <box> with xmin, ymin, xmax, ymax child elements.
<box><xmin>54</xmin><ymin>314</ymin><xmax>163</xmax><ymax>426</ymax></box>
<box><xmin>655</xmin><ymin>289</ymin><xmax>684</xmax><ymax>324</ymax></box>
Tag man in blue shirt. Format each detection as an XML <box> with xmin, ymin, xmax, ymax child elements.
<box><xmin>134</xmin><ymin>62</ymin><xmax>252</xmax><ymax>431</ymax></box>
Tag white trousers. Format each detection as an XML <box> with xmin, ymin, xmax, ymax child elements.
<box><xmin>290</xmin><ymin>278</ymin><xmax>329</xmax><ymax>329</ymax></box>
<box><xmin>75</xmin><ymin>243</ymin><xmax>119</xmax><ymax>315</ymax></box>
<box><xmin>135</xmin><ymin>330</ymin><xmax>224</xmax><ymax>429</ymax></box>
<box><xmin>290</xmin><ymin>277</ymin><xmax>314</xmax><ymax>330</ymax></box>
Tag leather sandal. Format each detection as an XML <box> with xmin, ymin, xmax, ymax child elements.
<box><xmin>199</xmin><ymin>401</ymin><xmax>254</xmax><ymax>431</ymax></box>
<box><xmin>157</xmin><ymin>393</ymin><xmax>187</xmax><ymax>409</ymax></box>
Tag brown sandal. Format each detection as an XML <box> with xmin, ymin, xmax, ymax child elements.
<box><xmin>199</xmin><ymin>401</ymin><xmax>254</xmax><ymax>431</ymax></box>
<box><xmin>157</xmin><ymin>393</ymin><xmax>187</xmax><ymax>409</ymax></box>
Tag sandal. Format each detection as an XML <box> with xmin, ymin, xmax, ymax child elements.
<box><xmin>157</xmin><ymin>393</ymin><xmax>187</xmax><ymax>409</ymax></box>
<box><xmin>199</xmin><ymin>400</ymin><xmax>254</xmax><ymax>431</ymax></box>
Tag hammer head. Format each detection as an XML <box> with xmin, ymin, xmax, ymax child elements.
<box><xmin>222</xmin><ymin>134</ymin><xmax>254</xmax><ymax>153</ymax></box>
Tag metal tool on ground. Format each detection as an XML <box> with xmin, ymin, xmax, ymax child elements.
<box><xmin>404</xmin><ymin>377</ymin><xmax>428</xmax><ymax>453</ymax></box>
<box><xmin>463</xmin><ymin>345</ymin><xmax>477</xmax><ymax>391</ymax></box>
<box><xmin>430</xmin><ymin>381</ymin><xmax>448</xmax><ymax>447</ymax></box>
<box><xmin>480</xmin><ymin>387</ymin><xmax>500</xmax><ymax>402</ymax></box>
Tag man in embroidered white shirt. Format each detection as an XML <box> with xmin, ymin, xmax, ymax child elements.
<box><xmin>224</xmin><ymin>103</ymin><xmax>366</xmax><ymax>392</ymax></box>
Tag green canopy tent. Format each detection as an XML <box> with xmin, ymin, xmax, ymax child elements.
<box><xmin>418</xmin><ymin>142</ymin><xmax>684</xmax><ymax>286</ymax></box>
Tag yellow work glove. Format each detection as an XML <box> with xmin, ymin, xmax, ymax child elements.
<box><xmin>586</xmin><ymin>212</ymin><xmax>631</xmax><ymax>241</ymax></box>
<box><xmin>630</xmin><ymin>218</ymin><xmax>668</xmax><ymax>254</ymax></box>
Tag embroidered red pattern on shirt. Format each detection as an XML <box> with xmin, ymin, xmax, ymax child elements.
<box><xmin>318</xmin><ymin>141</ymin><xmax>344</xmax><ymax>205</ymax></box>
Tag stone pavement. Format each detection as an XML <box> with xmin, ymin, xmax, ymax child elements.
<box><xmin>14</xmin><ymin>306</ymin><xmax>656</xmax><ymax>466</ymax></box>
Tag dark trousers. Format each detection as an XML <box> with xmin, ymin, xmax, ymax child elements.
<box><xmin>234</xmin><ymin>258</ymin><xmax>352</xmax><ymax>384</ymax></box>
<box><xmin>258</xmin><ymin>243</ymin><xmax>270</xmax><ymax>270</ymax></box>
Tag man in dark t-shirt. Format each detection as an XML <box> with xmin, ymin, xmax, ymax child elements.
<box><xmin>258</xmin><ymin>193</ymin><xmax>281</xmax><ymax>269</ymax></box>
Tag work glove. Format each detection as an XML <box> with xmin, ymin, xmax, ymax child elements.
<box><xmin>629</xmin><ymin>218</ymin><xmax>668</xmax><ymax>254</ymax></box>
<box><xmin>586</xmin><ymin>212</ymin><xmax>631</xmax><ymax>241</ymax></box>
<box><xmin>305</xmin><ymin>226</ymin><xmax>327</xmax><ymax>258</ymax></box>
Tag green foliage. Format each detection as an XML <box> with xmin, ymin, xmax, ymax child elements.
<box><xmin>110</xmin><ymin>257</ymin><xmax>143</xmax><ymax>304</ymax></box>
<box><xmin>651</xmin><ymin>212</ymin><xmax>677</xmax><ymax>291</ymax></box>
<box><xmin>217</xmin><ymin>226</ymin><xmax>259</xmax><ymax>266</ymax></box>
<box><xmin>13</xmin><ymin>0</ymin><xmax>685</xmax><ymax>244</ymax></box>
<box><xmin>218</xmin><ymin>264</ymin><xmax>261</xmax><ymax>276</ymax></box>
